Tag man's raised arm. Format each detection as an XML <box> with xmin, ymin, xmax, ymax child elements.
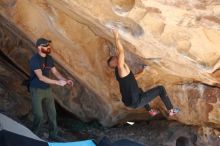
<box><xmin>112</xmin><ymin>28</ymin><xmax>125</xmax><ymax>68</ymax></box>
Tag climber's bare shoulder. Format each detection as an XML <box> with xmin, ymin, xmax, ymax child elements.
<box><xmin>117</xmin><ymin>63</ymin><xmax>130</xmax><ymax>78</ymax></box>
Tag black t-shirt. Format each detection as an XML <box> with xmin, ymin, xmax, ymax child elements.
<box><xmin>115</xmin><ymin>68</ymin><xmax>140</xmax><ymax>106</ymax></box>
<box><xmin>29</xmin><ymin>53</ymin><xmax>54</xmax><ymax>89</ymax></box>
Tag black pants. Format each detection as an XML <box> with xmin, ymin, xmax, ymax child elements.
<box><xmin>132</xmin><ymin>86</ymin><xmax>173</xmax><ymax>111</ymax></box>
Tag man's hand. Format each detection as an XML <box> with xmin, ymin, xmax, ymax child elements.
<box><xmin>66</xmin><ymin>80</ymin><xmax>73</xmax><ymax>87</ymax></box>
<box><xmin>112</xmin><ymin>27</ymin><xmax>119</xmax><ymax>39</ymax></box>
<box><xmin>56</xmin><ymin>80</ymin><xmax>67</xmax><ymax>86</ymax></box>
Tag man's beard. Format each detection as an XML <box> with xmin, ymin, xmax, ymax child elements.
<box><xmin>41</xmin><ymin>48</ymin><xmax>51</xmax><ymax>54</ymax></box>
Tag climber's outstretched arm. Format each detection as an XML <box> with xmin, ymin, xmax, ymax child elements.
<box><xmin>112</xmin><ymin>28</ymin><xmax>125</xmax><ymax>69</ymax></box>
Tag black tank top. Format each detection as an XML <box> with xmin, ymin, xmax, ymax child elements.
<box><xmin>115</xmin><ymin>68</ymin><xmax>140</xmax><ymax>106</ymax></box>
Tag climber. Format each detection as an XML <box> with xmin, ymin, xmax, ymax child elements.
<box><xmin>107</xmin><ymin>28</ymin><xmax>180</xmax><ymax>117</ymax></box>
<box><xmin>29</xmin><ymin>38</ymin><xmax>73</xmax><ymax>141</ymax></box>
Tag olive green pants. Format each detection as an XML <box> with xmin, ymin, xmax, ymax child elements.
<box><xmin>30</xmin><ymin>87</ymin><xmax>57</xmax><ymax>138</ymax></box>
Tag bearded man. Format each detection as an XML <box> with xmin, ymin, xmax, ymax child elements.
<box><xmin>29</xmin><ymin>38</ymin><xmax>73</xmax><ymax>140</ymax></box>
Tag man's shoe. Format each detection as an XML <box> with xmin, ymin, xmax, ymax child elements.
<box><xmin>148</xmin><ymin>109</ymin><xmax>159</xmax><ymax>117</ymax></box>
<box><xmin>169</xmin><ymin>108</ymin><xmax>180</xmax><ymax>116</ymax></box>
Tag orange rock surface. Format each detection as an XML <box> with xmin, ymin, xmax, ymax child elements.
<box><xmin>0</xmin><ymin>0</ymin><xmax>219</xmax><ymax>128</ymax></box>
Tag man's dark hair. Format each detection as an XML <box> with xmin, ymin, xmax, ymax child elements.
<box><xmin>107</xmin><ymin>56</ymin><xmax>114</xmax><ymax>66</ymax></box>
<box><xmin>176</xmin><ymin>137</ymin><xmax>190</xmax><ymax>146</ymax></box>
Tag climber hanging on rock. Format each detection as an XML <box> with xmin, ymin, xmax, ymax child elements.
<box><xmin>107</xmin><ymin>28</ymin><xmax>180</xmax><ymax>117</ymax></box>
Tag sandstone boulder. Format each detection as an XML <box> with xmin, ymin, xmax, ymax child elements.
<box><xmin>0</xmin><ymin>0</ymin><xmax>219</xmax><ymax>128</ymax></box>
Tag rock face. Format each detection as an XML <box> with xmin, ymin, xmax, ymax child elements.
<box><xmin>0</xmin><ymin>0</ymin><xmax>219</xmax><ymax>129</ymax></box>
<box><xmin>0</xmin><ymin>52</ymin><xmax>31</xmax><ymax>117</ymax></box>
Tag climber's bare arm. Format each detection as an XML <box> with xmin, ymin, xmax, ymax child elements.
<box><xmin>112</xmin><ymin>28</ymin><xmax>130</xmax><ymax>77</ymax></box>
<box><xmin>112</xmin><ymin>28</ymin><xmax>125</xmax><ymax>68</ymax></box>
